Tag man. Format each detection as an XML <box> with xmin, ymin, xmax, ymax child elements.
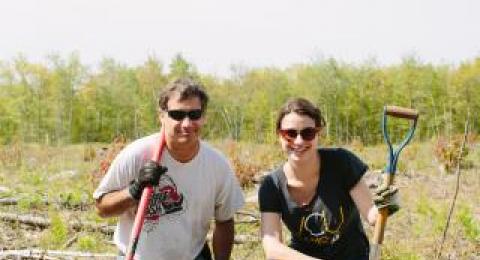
<box><xmin>94</xmin><ymin>78</ymin><xmax>245</xmax><ymax>260</ymax></box>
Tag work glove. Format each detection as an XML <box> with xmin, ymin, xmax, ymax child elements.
<box><xmin>128</xmin><ymin>160</ymin><xmax>168</xmax><ymax>200</ymax></box>
<box><xmin>373</xmin><ymin>184</ymin><xmax>400</xmax><ymax>216</ymax></box>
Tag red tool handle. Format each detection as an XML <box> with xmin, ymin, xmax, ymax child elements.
<box><xmin>126</xmin><ymin>128</ymin><xmax>166</xmax><ymax>260</ymax></box>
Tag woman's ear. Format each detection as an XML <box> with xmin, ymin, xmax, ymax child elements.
<box><xmin>317</xmin><ymin>127</ymin><xmax>326</xmax><ymax>140</ymax></box>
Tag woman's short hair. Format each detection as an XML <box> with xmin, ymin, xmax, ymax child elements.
<box><xmin>275</xmin><ymin>97</ymin><xmax>326</xmax><ymax>132</ymax></box>
<box><xmin>158</xmin><ymin>77</ymin><xmax>209</xmax><ymax>111</ymax></box>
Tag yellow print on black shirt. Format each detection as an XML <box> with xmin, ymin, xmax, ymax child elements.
<box><xmin>297</xmin><ymin>206</ymin><xmax>344</xmax><ymax>245</ymax></box>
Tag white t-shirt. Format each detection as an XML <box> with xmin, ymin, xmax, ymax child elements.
<box><xmin>93</xmin><ymin>133</ymin><xmax>245</xmax><ymax>260</ymax></box>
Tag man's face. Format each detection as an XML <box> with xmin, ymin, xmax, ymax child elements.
<box><xmin>160</xmin><ymin>93</ymin><xmax>205</xmax><ymax>147</ymax></box>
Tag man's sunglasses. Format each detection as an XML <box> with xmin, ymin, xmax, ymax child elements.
<box><xmin>167</xmin><ymin>109</ymin><xmax>203</xmax><ymax>121</ymax></box>
<box><xmin>279</xmin><ymin>127</ymin><xmax>319</xmax><ymax>142</ymax></box>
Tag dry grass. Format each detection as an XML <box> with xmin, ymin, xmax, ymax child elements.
<box><xmin>0</xmin><ymin>139</ymin><xmax>479</xmax><ymax>259</ymax></box>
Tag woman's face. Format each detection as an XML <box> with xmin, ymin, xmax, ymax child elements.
<box><xmin>278</xmin><ymin>112</ymin><xmax>319</xmax><ymax>162</ymax></box>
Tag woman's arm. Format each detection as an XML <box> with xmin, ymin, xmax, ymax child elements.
<box><xmin>349</xmin><ymin>177</ymin><xmax>378</xmax><ymax>226</ymax></box>
<box><xmin>261</xmin><ymin>212</ymin><xmax>319</xmax><ymax>260</ymax></box>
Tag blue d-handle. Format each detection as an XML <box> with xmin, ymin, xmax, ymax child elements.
<box><xmin>382</xmin><ymin>105</ymin><xmax>419</xmax><ymax>176</ymax></box>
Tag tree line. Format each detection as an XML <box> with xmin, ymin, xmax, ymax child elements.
<box><xmin>0</xmin><ymin>53</ymin><xmax>478</xmax><ymax>145</ymax></box>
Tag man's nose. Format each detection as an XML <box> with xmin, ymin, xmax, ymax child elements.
<box><xmin>180</xmin><ymin>117</ymin><xmax>194</xmax><ymax>127</ymax></box>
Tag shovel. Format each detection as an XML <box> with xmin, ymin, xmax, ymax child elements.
<box><xmin>126</xmin><ymin>128</ymin><xmax>166</xmax><ymax>260</ymax></box>
<box><xmin>370</xmin><ymin>105</ymin><xmax>419</xmax><ymax>260</ymax></box>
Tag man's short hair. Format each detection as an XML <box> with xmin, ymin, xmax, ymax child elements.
<box><xmin>158</xmin><ymin>77</ymin><xmax>209</xmax><ymax>111</ymax></box>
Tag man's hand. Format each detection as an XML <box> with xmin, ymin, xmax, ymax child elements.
<box><xmin>128</xmin><ymin>160</ymin><xmax>167</xmax><ymax>200</ymax></box>
<box><xmin>373</xmin><ymin>185</ymin><xmax>399</xmax><ymax>216</ymax></box>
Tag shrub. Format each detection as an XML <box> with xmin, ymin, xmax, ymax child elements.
<box><xmin>433</xmin><ymin>135</ymin><xmax>470</xmax><ymax>173</ymax></box>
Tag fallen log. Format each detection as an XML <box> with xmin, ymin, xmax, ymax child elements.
<box><xmin>0</xmin><ymin>249</ymin><xmax>116</xmax><ymax>259</ymax></box>
<box><xmin>0</xmin><ymin>197</ymin><xmax>50</xmax><ymax>206</ymax></box>
<box><xmin>0</xmin><ymin>212</ymin><xmax>50</xmax><ymax>228</ymax></box>
<box><xmin>0</xmin><ymin>197</ymin><xmax>91</xmax><ymax>210</ymax></box>
<box><xmin>206</xmin><ymin>233</ymin><xmax>259</xmax><ymax>244</ymax></box>
<box><xmin>0</xmin><ymin>212</ymin><xmax>115</xmax><ymax>234</ymax></box>
<box><xmin>0</xmin><ymin>198</ymin><xmax>18</xmax><ymax>205</ymax></box>
<box><xmin>236</xmin><ymin>210</ymin><xmax>259</xmax><ymax>218</ymax></box>
<box><xmin>0</xmin><ymin>212</ymin><xmax>260</xmax><ymax>244</ymax></box>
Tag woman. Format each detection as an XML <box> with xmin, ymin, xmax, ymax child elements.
<box><xmin>258</xmin><ymin>98</ymin><xmax>398</xmax><ymax>260</ymax></box>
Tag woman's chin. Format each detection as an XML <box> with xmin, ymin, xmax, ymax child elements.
<box><xmin>288</xmin><ymin>151</ymin><xmax>306</xmax><ymax>161</ymax></box>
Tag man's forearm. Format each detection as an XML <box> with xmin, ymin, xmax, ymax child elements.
<box><xmin>95</xmin><ymin>188</ymin><xmax>137</xmax><ymax>218</ymax></box>
<box><xmin>212</xmin><ymin>219</ymin><xmax>234</xmax><ymax>260</ymax></box>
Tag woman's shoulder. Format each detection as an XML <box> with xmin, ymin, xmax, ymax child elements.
<box><xmin>260</xmin><ymin>166</ymin><xmax>284</xmax><ymax>187</ymax></box>
<box><xmin>318</xmin><ymin>147</ymin><xmax>358</xmax><ymax>160</ymax></box>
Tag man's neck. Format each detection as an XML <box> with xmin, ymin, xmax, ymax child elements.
<box><xmin>167</xmin><ymin>139</ymin><xmax>200</xmax><ymax>163</ymax></box>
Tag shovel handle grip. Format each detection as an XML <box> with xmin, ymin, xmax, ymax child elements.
<box><xmin>385</xmin><ymin>106</ymin><xmax>419</xmax><ymax>120</ymax></box>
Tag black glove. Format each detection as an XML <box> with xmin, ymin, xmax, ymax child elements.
<box><xmin>128</xmin><ymin>160</ymin><xmax>168</xmax><ymax>200</ymax></box>
<box><xmin>373</xmin><ymin>185</ymin><xmax>400</xmax><ymax>216</ymax></box>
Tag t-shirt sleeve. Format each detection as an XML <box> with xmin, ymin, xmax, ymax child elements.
<box><xmin>92</xmin><ymin>144</ymin><xmax>142</xmax><ymax>200</ymax></box>
<box><xmin>258</xmin><ymin>175</ymin><xmax>282</xmax><ymax>213</ymax></box>
<box><xmin>340</xmin><ymin>148</ymin><xmax>369</xmax><ymax>191</ymax></box>
<box><xmin>214</xmin><ymin>159</ymin><xmax>245</xmax><ymax>221</ymax></box>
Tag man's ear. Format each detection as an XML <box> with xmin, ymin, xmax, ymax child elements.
<box><xmin>158</xmin><ymin>109</ymin><xmax>166</xmax><ymax>123</ymax></box>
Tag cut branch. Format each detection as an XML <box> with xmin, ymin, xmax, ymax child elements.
<box><xmin>206</xmin><ymin>233</ymin><xmax>259</xmax><ymax>244</ymax></box>
<box><xmin>0</xmin><ymin>249</ymin><xmax>116</xmax><ymax>259</ymax></box>
<box><xmin>0</xmin><ymin>212</ymin><xmax>115</xmax><ymax>235</ymax></box>
<box><xmin>0</xmin><ymin>198</ymin><xmax>20</xmax><ymax>205</ymax></box>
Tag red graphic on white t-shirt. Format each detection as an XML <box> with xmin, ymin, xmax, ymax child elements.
<box><xmin>144</xmin><ymin>175</ymin><xmax>185</xmax><ymax>223</ymax></box>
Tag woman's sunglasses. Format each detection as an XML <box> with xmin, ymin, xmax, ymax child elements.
<box><xmin>167</xmin><ymin>109</ymin><xmax>203</xmax><ymax>121</ymax></box>
<box><xmin>279</xmin><ymin>127</ymin><xmax>319</xmax><ymax>142</ymax></box>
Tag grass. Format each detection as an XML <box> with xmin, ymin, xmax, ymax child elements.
<box><xmin>457</xmin><ymin>204</ymin><xmax>480</xmax><ymax>242</ymax></box>
<box><xmin>0</xmin><ymin>139</ymin><xmax>479</xmax><ymax>259</ymax></box>
<box><xmin>39</xmin><ymin>211</ymin><xmax>68</xmax><ymax>249</ymax></box>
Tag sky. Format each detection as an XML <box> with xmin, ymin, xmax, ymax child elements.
<box><xmin>1</xmin><ymin>0</ymin><xmax>479</xmax><ymax>77</ymax></box>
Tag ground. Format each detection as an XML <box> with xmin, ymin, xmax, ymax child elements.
<box><xmin>0</xmin><ymin>140</ymin><xmax>479</xmax><ymax>259</ymax></box>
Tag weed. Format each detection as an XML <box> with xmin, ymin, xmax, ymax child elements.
<box><xmin>456</xmin><ymin>204</ymin><xmax>480</xmax><ymax>241</ymax></box>
<box><xmin>414</xmin><ymin>194</ymin><xmax>447</xmax><ymax>235</ymax></box>
<box><xmin>19</xmin><ymin>168</ymin><xmax>45</xmax><ymax>187</ymax></box>
<box><xmin>0</xmin><ymin>141</ymin><xmax>23</xmax><ymax>167</ymax></box>
<box><xmin>382</xmin><ymin>243</ymin><xmax>423</xmax><ymax>260</ymax></box>
<box><xmin>77</xmin><ymin>234</ymin><xmax>100</xmax><ymax>251</ymax></box>
<box><xmin>57</xmin><ymin>190</ymin><xmax>91</xmax><ymax>210</ymax></box>
<box><xmin>17</xmin><ymin>193</ymin><xmax>47</xmax><ymax>211</ymax></box>
<box><xmin>83</xmin><ymin>145</ymin><xmax>97</xmax><ymax>162</ymax></box>
<box><xmin>39</xmin><ymin>212</ymin><xmax>68</xmax><ymax>249</ymax></box>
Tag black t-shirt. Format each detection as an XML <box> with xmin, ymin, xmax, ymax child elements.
<box><xmin>258</xmin><ymin>148</ymin><xmax>369</xmax><ymax>260</ymax></box>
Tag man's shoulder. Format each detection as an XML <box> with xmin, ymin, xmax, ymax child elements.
<box><xmin>122</xmin><ymin>133</ymin><xmax>159</xmax><ymax>152</ymax></box>
<box><xmin>109</xmin><ymin>133</ymin><xmax>159</xmax><ymax>164</ymax></box>
<box><xmin>199</xmin><ymin>141</ymin><xmax>229</xmax><ymax>162</ymax></box>
<box><xmin>130</xmin><ymin>133</ymin><xmax>159</xmax><ymax>146</ymax></box>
